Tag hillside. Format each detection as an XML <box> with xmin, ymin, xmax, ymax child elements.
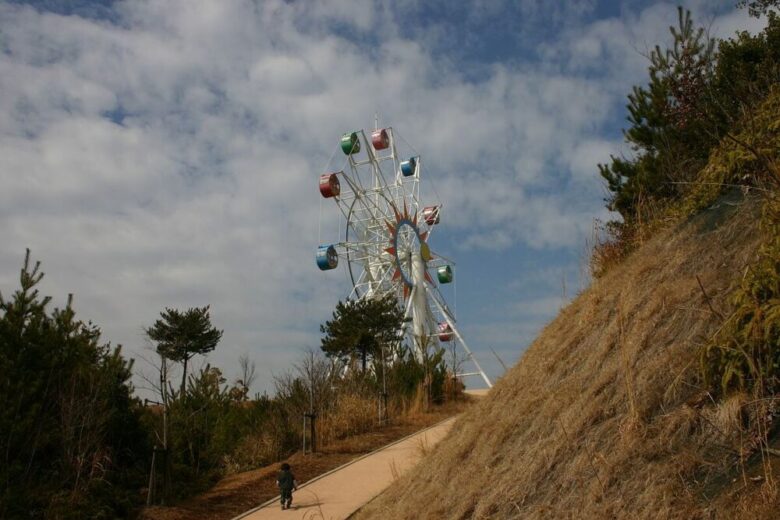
<box><xmin>356</xmin><ymin>191</ymin><xmax>778</xmax><ymax>519</ymax></box>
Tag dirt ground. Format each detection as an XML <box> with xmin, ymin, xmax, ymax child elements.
<box><xmin>139</xmin><ymin>401</ymin><xmax>468</xmax><ymax>520</ymax></box>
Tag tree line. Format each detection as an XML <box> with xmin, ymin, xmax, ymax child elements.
<box><xmin>0</xmin><ymin>251</ymin><xmax>456</xmax><ymax>518</ymax></box>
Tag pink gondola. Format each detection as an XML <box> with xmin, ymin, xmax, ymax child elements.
<box><xmin>438</xmin><ymin>322</ymin><xmax>453</xmax><ymax>342</ymax></box>
<box><xmin>422</xmin><ymin>205</ymin><xmax>440</xmax><ymax>225</ymax></box>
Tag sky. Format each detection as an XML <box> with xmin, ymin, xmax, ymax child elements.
<box><xmin>0</xmin><ymin>0</ymin><xmax>767</xmax><ymax>397</ymax></box>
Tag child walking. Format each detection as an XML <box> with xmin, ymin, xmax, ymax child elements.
<box><xmin>276</xmin><ymin>462</ymin><xmax>298</xmax><ymax>510</ymax></box>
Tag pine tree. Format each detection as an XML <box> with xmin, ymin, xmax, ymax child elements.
<box><xmin>0</xmin><ymin>250</ymin><xmax>145</xmax><ymax>516</ymax></box>
<box><xmin>320</xmin><ymin>293</ymin><xmax>406</xmax><ymax>373</ymax></box>
<box><xmin>737</xmin><ymin>0</ymin><xmax>779</xmax><ymax>17</ymax></box>
<box><xmin>599</xmin><ymin>7</ymin><xmax>716</xmax><ymax>222</ymax></box>
<box><xmin>146</xmin><ymin>306</ymin><xmax>223</xmax><ymax>396</ymax></box>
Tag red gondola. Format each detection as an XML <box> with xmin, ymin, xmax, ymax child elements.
<box><xmin>371</xmin><ymin>128</ymin><xmax>389</xmax><ymax>150</ymax></box>
<box><xmin>319</xmin><ymin>173</ymin><xmax>341</xmax><ymax>198</ymax></box>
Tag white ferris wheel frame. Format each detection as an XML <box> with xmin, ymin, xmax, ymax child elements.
<box><xmin>320</xmin><ymin>126</ymin><xmax>492</xmax><ymax>388</ymax></box>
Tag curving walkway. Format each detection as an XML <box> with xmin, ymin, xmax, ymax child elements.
<box><xmin>231</xmin><ymin>416</ymin><xmax>457</xmax><ymax>520</ymax></box>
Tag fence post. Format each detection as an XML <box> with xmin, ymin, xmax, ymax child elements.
<box><xmin>146</xmin><ymin>446</ymin><xmax>158</xmax><ymax>506</ymax></box>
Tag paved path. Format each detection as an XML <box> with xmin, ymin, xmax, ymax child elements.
<box><xmin>233</xmin><ymin>416</ymin><xmax>457</xmax><ymax>520</ymax></box>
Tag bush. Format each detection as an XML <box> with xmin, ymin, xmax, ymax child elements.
<box><xmin>701</xmin><ymin>198</ymin><xmax>780</xmax><ymax>396</ymax></box>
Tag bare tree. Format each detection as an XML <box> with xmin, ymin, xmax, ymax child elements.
<box><xmin>274</xmin><ymin>349</ymin><xmax>339</xmax><ymax>452</ymax></box>
<box><xmin>274</xmin><ymin>350</ymin><xmax>337</xmax><ymax>416</ymax></box>
<box><xmin>235</xmin><ymin>353</ymin><xmax>257</xmax><ymax>400</ymax></box>
<box><xmin>136</xmin><ymin>345</ymin><xmax>174</xmax><ymax>505</ymax></box>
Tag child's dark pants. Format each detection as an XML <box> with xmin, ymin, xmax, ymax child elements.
<box><xmin>280</xmin><ymin>488</ymin><xmax>293</xmax><ymax>508</ymax></box>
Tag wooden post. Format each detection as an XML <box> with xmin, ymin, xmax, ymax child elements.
<box><xmin>310</xmin><ymin>412</ymin><xmax>316</xmax><ymax>453</ymax></box>
<box><xmin>161</xmin><ymin>447</ymin><xmax>170</xmax><ymax>505</ymax></box>
<box><xmin>304</xmin><ymin>412</ymin><xmax>317</xmax><ymax>453</ymax></box>
<box><xmin>159</xmin><ymin>358</ymin><xmax>171</xmax><ymax>506</ymax></box>
<box><xmin>381</xmin><ymin>346</ymin><xmax>388</xmax><ymax>424</ymax></box>
<box><xmin>146</xmin><ymin>446</ymin><xmax>157</xmax><ymax>506</ymax></box>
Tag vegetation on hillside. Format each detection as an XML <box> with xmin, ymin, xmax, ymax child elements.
<box><xmin>595</xmin><ymin>8</ymin><xmax>779</xmax><ymax>274</ymax></box>
<box><xmin>0</xmin><ymin>251</ymin><xmax>148</xmax><ymax>518</ymax></box>
<box><xmin>359</xmin><ymin>188</ymin><xmax>771</xmax><ymax>519</ymax></box>
<box><xmin>140</xmin><ymin>290</ymin><xmax>458</xmax><ymax>507</ymax></box>
<box><xmin>596</xmin><ymin>4</ymin><xmax>779</xmax><ymax>407</ymax></box>
<box><xmin>320</xmin><ymin>293</ymin><xmax>451</xmax><ymax>412</ymax></box>
<box><xmin>701</xmin><ymin>195</ymin><xmax>780</xmax><ymax>396</ymax></box>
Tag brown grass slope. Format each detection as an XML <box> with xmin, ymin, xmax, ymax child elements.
<box><xmin>356</xmin><ymin>193</ymin><xmax>778</xmax><ymax>519</ymax></box>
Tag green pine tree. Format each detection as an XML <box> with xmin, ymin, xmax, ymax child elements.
<box><xmin>0</xmin><ymin>250</ymin><xmax>146</xmax><ymax>517</ymax></box>
<box><xmin>599</xmin><ymin>7</ymin><xmax>717</xmax><ymax>223</ymax></box>
<box><xmin>146</xmin><ymin>306</ymin><xmax>223</xmax><ymax>396</ymax></box>
<box><xmin>320</xmin><ymin>293</ymin><xmax>406</xmax><ymax>373</ymax></box>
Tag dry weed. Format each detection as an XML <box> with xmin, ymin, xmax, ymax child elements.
<box><xmin>226</xmin><ymin>430</ymin><xmax>284</xmax><ymax>473</ymax></box>
<box><xmin>319</xmin><ymin>392</ymin><xmax>376</xmax><ymax>445</ymax></box>
<box><xmin>409</xmin><ymin>384</ymin><xmax>427</xmax><ymax>415</ymax></box>
<box><xmin>388</xmin><ymin>459</ymin><xmax>401</xmax><ymax>482</ymax></box>
<box><xmin>617</xmin><ymin>304</ymin><xmax>645</xmax><ymax>440</ymax></box>
<box><xmin>710</xmin><ymin>392</ymin><xmax>748</xmax><ymax>442</ymax></box>
<box><xmin>355</xmin><ymin>193</ymin><xmax>770</xmax><ymax>520</ymax></box>
<box><xmin>414</xmin><ymin>435</ymin><xmax>431</xmax><ymax>458</ymax></box>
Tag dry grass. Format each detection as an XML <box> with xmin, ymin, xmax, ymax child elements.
<box><xmin>403</xmin><ymin>383</ymin><xmax>429</xmax><ymax>416</ymax></box>
<box><xmin>414</xmin><ymin>435</ymin><xmax>431</xmax><ymax>458</ymax></box>
<box><xmin>319</xmin><ymin>392</ymin><xmax>377</xmax><ymax>445</ymax></box>
<box><xmin>224</xmin><ymin>430</ymin><xmax>285</xmax><ymax>473</ymax></box>
<box><xmin>356</xmin><ymin>193</ymin><xmax>779</xmax><ymax>519</ymax></box>
<box><xmin>389</xmin><ymin>459</ymin><xmax>401</xmax><ymax>482</ymax></box>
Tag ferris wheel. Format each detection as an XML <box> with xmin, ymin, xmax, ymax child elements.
<box><xmin>316</xmin><ymin>124</ymin><xmax>492</xmax><ymax>388</ymax></box>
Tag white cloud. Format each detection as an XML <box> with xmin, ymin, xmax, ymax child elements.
<box><xmin>564</xmin><ymin>138</ymin><xmax>622</xmax><ymax>183</ymax></box>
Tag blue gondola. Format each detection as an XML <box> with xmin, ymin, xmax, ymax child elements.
<box><xmin>316</xmin><ymin>245</ymin><xmax>338</xmax><ymax>270</ymax></box>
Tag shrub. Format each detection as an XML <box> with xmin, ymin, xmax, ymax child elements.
<box><xmin>701</xmin><ymin>198</ymin><xmax>780</xmax><ymax>396</ymax></box>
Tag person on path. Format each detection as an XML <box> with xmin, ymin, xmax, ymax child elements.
<box><xmin>276</xmin><ymin>462</ymin><xmax>298</xmax><ymax>510</ymax></box>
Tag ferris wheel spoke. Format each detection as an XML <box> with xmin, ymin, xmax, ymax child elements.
<box><xmin>358</xmin><ymin>191</ymin><xmax>395</xmax><ymax>222</ymax></box>
<box><xmin>346</xmin><ymin>195</ymin><xmax>392</xmax><ymax>236</ymax></box>
<box><xmin>371</xmin><ymin>262</ymin><xmax>395</xmax><ymax>288</ymax></box>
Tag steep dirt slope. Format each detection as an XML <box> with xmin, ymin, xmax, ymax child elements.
<box><xmin>357</xmin><ymin>193</ymin><xmax>777</xmax><ymax>519</ymax></box>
